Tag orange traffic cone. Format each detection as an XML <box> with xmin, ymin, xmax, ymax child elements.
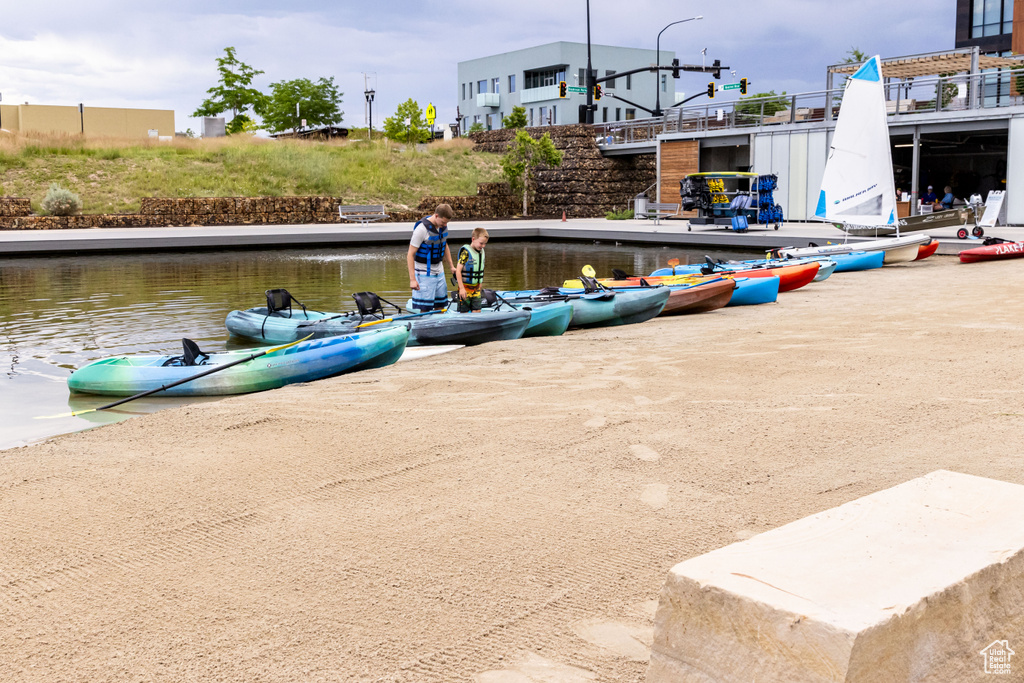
<box><xmin>561</xmin><ymin>210</ymin><xmax>567</xmax><ymax>222</ymax></box>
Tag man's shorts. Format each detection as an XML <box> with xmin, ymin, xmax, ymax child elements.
<box><xmin>457</xmin><ymin>293</ymin><xmax>483</xmax><ymax>313</ymax></box>
<box><xmin>409</xmin><ymin>271</ymin><xmax>449</xmax><ymax>312</ymax></box>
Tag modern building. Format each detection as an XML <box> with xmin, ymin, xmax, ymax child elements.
<box><xmin>0</xmin><ymin>103</ymin><xmax>175</xmax><ymax>138</ymax></box>
<box><xmin>456</xmin><ymin>42</ymin><xmax>679</xmax><ymax>132</ymax></box>
<box><xmin>955</xmin><ymin>0</ymin><xmax>1022</xmax><ymax>54</ymax></box>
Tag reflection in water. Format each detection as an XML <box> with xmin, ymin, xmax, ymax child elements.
<box><xmin>0</xmin><ymin>241</ymin><xmax>753</xmax><ymax>448</ymax></box>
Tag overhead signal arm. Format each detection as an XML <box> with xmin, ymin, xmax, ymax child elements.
<box><xmin>590</xmin><ymin>59</ymin><xmax>728</xmax><ymax>85</ymax></box>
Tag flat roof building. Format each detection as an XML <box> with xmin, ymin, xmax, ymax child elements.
<box><xmin>955</xmin><ymin>0</ymin><xmax>1022</xmax><ymax>54</ymax></box>
<box><xmin>456</xmin><ymin>42</ymin><xmax>677</xmax><ymax>132</ymax></box>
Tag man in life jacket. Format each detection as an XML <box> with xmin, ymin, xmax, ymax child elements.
<box><xmin>454</xmin><ymin>227</ymin><xmax>489</xmax><ymax>312</ymax></box>
<box><xmin>407</xmin><ymin>204</ymin><xmax>456</xmax><ymax>312</ymax></box>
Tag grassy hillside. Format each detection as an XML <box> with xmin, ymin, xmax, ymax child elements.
<box><xmin>0</xmin><ymin>133</ymin><xmax>503</xmax><ymax>215</ymax></box>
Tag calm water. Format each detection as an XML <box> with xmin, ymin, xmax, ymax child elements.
<box><xmin>0</xmin><ymin>240</ymin><xmax>756</xmax><ymax>449</ymax></box>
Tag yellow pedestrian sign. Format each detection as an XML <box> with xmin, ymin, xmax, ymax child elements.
<box><xmin>425</xmin><ymin>103</ymin><xmax>436</xmax><ymax>126</ymax></box>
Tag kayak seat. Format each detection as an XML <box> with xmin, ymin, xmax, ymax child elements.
<box><xmin>481</xmin><ymin>289</ymin><xmax>498</xmax><ymax>305</ymax></box>
<box><xmin>538</xmin><ymin>286</ymin><xmax>562</xmax><ymax>297</ymax></box>
<box><xmin>353</xmin><ymin>291</ymin><xmax>403</xmax><ymax>320</ymax></box>
<box><xmin>162</xmin><ymin>338</ymin><xmax>211</xmax><ymax>367</ymax></box>
<box><xmin>578</xmin><ymin>275</ymin><xmax>601</xmax><ymax>293</ymax></box>
<box><xmin>611</xmin><ymin>268</ymin><xmax>632</xmax><ymax>279</ymax></box>
<box><xmin>266</xmin><ymin>289</ymin><xmax>308</xmax><ymax>319</ymax></box>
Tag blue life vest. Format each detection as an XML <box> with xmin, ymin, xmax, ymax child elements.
<box><xmin>413</xmin><ymin>217</ymin><xmax>447</xmax><ymax>271</ymax></box>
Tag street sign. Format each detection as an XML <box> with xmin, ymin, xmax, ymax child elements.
<box><xmin>722</xmin><ymin>83</ymin><xmax>742</xmax><ymax>91</ymax></box>
<box><xmin>425</xmin><ymin>103</ymin><xmax>436</xmax><ymax>125</ymax></box>
<box><xmin>567</xmin><ymin>85</ymin><xmax>587</xmax><ymax>94</ymax></box>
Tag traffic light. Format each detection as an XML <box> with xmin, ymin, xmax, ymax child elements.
<box><xmin>671</xmin><ymin>58</ymin><xmax>680</xmax><ymax>79</ymax></box>
<box><xmin>712</xmin><ymin>59</ymin><xmax>722</xmax><ymax>79</ymax></box>
<box><xmin>707</xmin><ymin>82</ymin><xmax>715</xmax><ymax>99</ymax></box>
<box><xmin>739</xmin><ymin>78</ymin><xmax>748</xmax><ymax>95</ymax></box>
<box><xmin>594</xmin><ymin>84</ymin><xmax>603</xmax><ymax>101</ymax></box>
<box><xmin>558</xmin><ymin>80</ymin><xmax>567</xmax><ymax>98</ymax></box>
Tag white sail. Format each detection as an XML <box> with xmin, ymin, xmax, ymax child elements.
<box><xmin>815</xmin><ymin>55</ymin><xmax>897</xmax><ymax>227</ymax></box>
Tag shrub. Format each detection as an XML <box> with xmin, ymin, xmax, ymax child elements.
<box><xmin>41</xmin><ymin>183</ymin><xmax>82</xmax><ymax>216</ymax></box>
<box><xmin>605</xmin><ymin>207</ymin><xmax>634</xmax><ymax>220</ymax></box>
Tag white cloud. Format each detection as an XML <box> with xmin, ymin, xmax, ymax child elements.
<box><xmin>0</xmin><ymin>0</ymin><xmax>956</xmax><ymax>132</ymax></box>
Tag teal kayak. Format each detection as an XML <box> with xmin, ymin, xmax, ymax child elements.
<box><xmin>498</xmin><ymin>287</ymin><xmax>670</xmax><ymax>328</ymax></box>
<box><xmin>67</xmin><ymin>325</ymin><xmax>410</xmax><ymax>397</ymax></box>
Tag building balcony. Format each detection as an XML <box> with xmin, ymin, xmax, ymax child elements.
<box><xmin>520</xmin><ymin>85</ymin><xmax>560</xmax><ymax>104</ymax></box>
<box><xmin>476</xmin><ymin>92</ymin><xmax>500</xmax><ymax>108</ymax></box>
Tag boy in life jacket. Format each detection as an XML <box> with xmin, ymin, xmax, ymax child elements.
<box><xmin>406</xmin><ymin>203</ymin><xmax>456</xmax><ymax>312</ymax></box>
<box><xmin>454</xmin><ymin>228</ymin><xmax>489</xmax><ymax>312</ymax></box>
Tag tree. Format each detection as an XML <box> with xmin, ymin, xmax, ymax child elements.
<box><xmin>734</xmin><ymin>91</ymin><xmax>788</xmax><ymax>120</ymax></box>
<box><xmin>383</xmin><ymin>99</ymin><xmax>432</xmax><ymax>143</ymax></box>
<box><xmin>842</xmin><ymin>48</ymin><xmax>869</xmax><ymax>64</ymax></box>
<box><xmin>500</xmin><ymin>130</ymin><xmax>563</xmax><ymax>216</ymax></box>
<box><xmin>192</xmin><ymin>47</ymin><xmax>267</xmax><ymax>133</ymax></box>
<box><xmin>502</xmin><ymin>106</ymin><xmax>527</xmax><ymax>129</ymax></box>
<box><xmin>261</xmin><ymin>77</ymin><xmax>344</xmax><ymax>134</ymax></box>
<box><xmin>467</xmin><ymin>121</ymin><xmax>485</xmax><ymax>134</ymax></box>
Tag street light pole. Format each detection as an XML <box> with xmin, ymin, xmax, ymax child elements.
<box><xmin>364</xmin><ymin>89</ymin><xmax>375</xmax><ymax>140</ymax></box>
<box><xmin>654</xmin><ymin>15</ymin><xmax>702</xmax><ymax>117</ymax></box>
<box><xmin>585</xmin><ymin>0</ymin><xmax>594</xmax><ymax>124</ymax></box>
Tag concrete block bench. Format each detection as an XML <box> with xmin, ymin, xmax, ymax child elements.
<box><xmin>649</xmin><ymin>470</ymin><xmax>1024</xmax><ymax>682</ymax></box>
<box><xmin>338</xmin><ymin>204</ymin><xmax>389</xmax><ymax>223</ymax></box>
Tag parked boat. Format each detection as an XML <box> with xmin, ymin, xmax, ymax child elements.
<box><xmin>727</xmin><ymin>276</ymin><xmax>780</xmax><ymax>306</ymax></box>
<box><xmin>226</xmin><ymin>290</ymin><xmax>530</xmax><ymax>347</ymax></box>
<box><xmin>959</xmin><ymin>238</ymin><xmax>1024</xmax><ymax>263</ymax></box>
<box><xmin>499</xmin><ymin>287</ymin><xmax>670</xmax><ymax>328</ymax></box>
<box><xmin>828</xmin><ymin>251</ymin><xmax>885</xmax><ymax>272</ymax></box>
<box><xmin>778</xmin><ymin>234</ymin><xmax>931</xmax><ymax>264</ymax></box>
<box><xmin>559</xmin><ymin>276</ymin><xmax>735</xmax><ymax>316</ymax></box>
<box><xmin>915</xmin><ymin>239</ymin><xmax>940</xmax><ymax>260</ymax></box>
<box><xmin>68</xmin><ymin>326</ymin><xmax>411</xmax><ymax>397</ymax></box>
<box><xmin>640</xmin><ymin>261</ymin><xmax>819</xmax><ymax>293</ymax></box>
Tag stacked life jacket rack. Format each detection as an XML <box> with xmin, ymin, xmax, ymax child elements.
<box><xmin>679</xmin><ymin>172</ymin><xmax>784</xmax><ymax>231</ymax></box>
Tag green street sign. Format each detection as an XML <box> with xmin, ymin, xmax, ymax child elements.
<box><xmin>722</xmin><ymin>83</ymin><xmax>742</xmax><ymax>91</ymax></box>
<box><xmin>567</xmin><ymin>85</ymin><xmax>587</xmax><ymax>94</ymax></box>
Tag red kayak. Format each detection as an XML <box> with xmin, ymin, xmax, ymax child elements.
<box><xmin>959</xmin><ymin>239</ymin><xmax>1024</xmax><ymax>263</ymax></box>
<box><xmin>915</xmin><ymin>239</ymin><xmax>939</xmax><ymax>261</ymax></box>
<box><xmin>628</xmin><ymin>262</ymin><xmax>819</xmax><ymax>293</ymax></box>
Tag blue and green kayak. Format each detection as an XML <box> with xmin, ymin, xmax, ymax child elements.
<box><xmin>67</xmin><ymin>325</ymin><xmax>410</xmax><ymax>397</ymax></box>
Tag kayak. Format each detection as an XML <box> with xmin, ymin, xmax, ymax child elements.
<box><xmin>499</xmin><ymin>287</ymin><xmax>670</xmax><ymax>328</ymax></box>
<box><xmin>959</xmin><ymin>239</ymin><xmax>1024</xmax><ymax>263</ymax></box>
<box><xmin>67</xmin><ymin>325</ymin><xmax>411</xmax><ymax>397</ymax></box>
<box><xmin>641</xmin><ymin>262</ymin><xmax>819</xmax><ymax>293</ymax></box>
<box><xmin>226</xmin><ymin>305</ymin><xmax>530</xmax><ymax>347</ymax></box>
<box><xmin>559</xmin><ymin>277</ymin><xmax>736</xmax><ymax>316</ymax></box>
<box><xmin>829</xmin><ymin>251</ymin><xmax>885</xmax><ymax>272</ymax></box>
<box><xmin>727</xmin><ymin>276</ymin><xmax>780</xmax><ymax>306</ymax></box>
<box><xmin>778</xmin><ymin>234</ymin><xmax>932</xmax><ymax>264</ymax></box>
<box><xmin>519</xmin><ymin>300</ymin><xmax>574</xmax><ymax>336</ymax></box>
<box><xmin>915</xmin><ymin>239</ymin><xmax>940</xmax><ymax>261</ymax></box>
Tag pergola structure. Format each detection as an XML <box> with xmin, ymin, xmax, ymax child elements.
<box><xmin>828</xmin><ymin>47</ymin><xmax>1024</xmax><ymax>81</ymax></box>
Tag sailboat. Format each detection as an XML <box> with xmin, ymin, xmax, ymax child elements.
<box><xmin>779</xmin><ymin>55</ymin><xmax>931</xmax><ymax>264</ymax></box>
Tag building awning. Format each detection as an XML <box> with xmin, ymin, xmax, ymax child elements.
<box><xmin>828</xmin><ymin>49</ymin><xmax>1024</xmax><ymax>79</ymax></box>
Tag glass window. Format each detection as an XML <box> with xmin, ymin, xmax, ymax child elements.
<box><xmin>462</xmin><ymin>83</ymin><xmax>466</xmax><ymax>100</ymax></box>
<box><xmin>579</xmin><ymin>68</ymin><xmax>586</xmax><ymax>86</ymax></box>
<box><xmin>602</xmin><ymin>107</ymin><xmax>608</xmax><ymax>122</ymax></box>
<box><xmin>605</xmin><ymin>70</ymin><xmax>616</xmax><ymax>89</ymax></box>
<box><xmin>539</xmin><ymin>106</ymin><xmax>547</xmax><ymax>125</ymax></box>
<box><xmin>469</xmin><ymin>82</ymin><xmax>473</xmax><ymax>97</ymax></box>
<box><xmin>492</xmin><ymin>77</ymin><xmax>500</xmax><ymax>94</ymax></box>
<box><xmin>529</xmin><ymin>108</ymin><xmax>534</xmax><ymax>126</ymax></box>
<box><xmin>478</xmin><ymin>80</ymin><xmax>487</xmax><ymax>94</ymax></box>
<box><xmin>509</xmin><ymin>74</ymin><xmax>516</xmax><ymax>93</ymax></box>
<box><xmin>552</xmin><ymin>105</ymin><xmax>557</xmax><ymax>124</ymax></box>
<box><xmin>486</xmin><ymin>114</ymin><xmax>493</xmax><ymax>130</ymax></box>
<box><xmin>625</xmin><ymin>108</ymin><xmax>636</xmax><ymax>120</ymax></box>
<box><xmin>626</xmin><ymin>74</ymin><xmax>632</xmax><ymax>90</ymax></box>
<box><xmin>615</xmin><ymin>108</ymin><xmax>621</xmax><ymax>121</ymax></box>
<box><xmin>661</xmin><ymin>74</ymin><xmax>667</xmax><ymax>92</ymax></box>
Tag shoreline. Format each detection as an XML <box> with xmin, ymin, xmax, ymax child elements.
<box><xmin>2</xmin><ymin>256</ymin><xmax>1023</xmax><ymax>681</ymax></box>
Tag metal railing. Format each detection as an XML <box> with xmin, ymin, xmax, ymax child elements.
<box><xmin>594</xmin><ymin>68</ymin><xmax>1024</xmax><ymax>145</ymax></box>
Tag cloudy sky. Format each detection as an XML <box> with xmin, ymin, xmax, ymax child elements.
<box><xmin>0</xmin><ymin>0</ymin><xmax>954</xmax><ymax>133</ymax></box>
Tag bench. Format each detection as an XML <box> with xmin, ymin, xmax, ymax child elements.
<box><xmin>644</xmin><ymin>202</ymin><xmax>680</xmax><ymax>224</ymax></box>
<box><xmin>338</xmin><ymin>204</ymin><xmax>389</xmax><ymax>223</ymax></box>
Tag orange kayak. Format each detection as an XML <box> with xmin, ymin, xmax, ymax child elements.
<box><xmin>915</xmin><ymin>239</ymin><xmax>939</xmax><ymax>261</ymax></box>
<box><xmin>625</xmin><ymin>262</ymin><xmax>820</xmax><ymax>293</ymax></box>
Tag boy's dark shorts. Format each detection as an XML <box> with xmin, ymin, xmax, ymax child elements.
<box><xmin>457</xmin><ymin>295</ymin><xmax>483</xmax><ymax>313</ymax></box>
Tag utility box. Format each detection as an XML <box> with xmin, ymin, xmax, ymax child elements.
<box><xmin>634</xmin><ymin>194</ymin><xmax>647</xmax><ymax>220</ymax></box>
<box><xmin>201</xmin><ymin>117</ymin><xmax>226</xmax><ymax>138</ymax></box>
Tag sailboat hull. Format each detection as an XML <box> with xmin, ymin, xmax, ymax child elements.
<box><xmin>881</xmin><ymin>243</ymin><xmax>921</xmax><ymax>264</ymax></box>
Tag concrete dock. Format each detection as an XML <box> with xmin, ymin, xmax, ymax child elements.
<box><xmin>1</xmin><ymin>217</ymin><xmax>1021</xmax><ymax>257</ymax></box>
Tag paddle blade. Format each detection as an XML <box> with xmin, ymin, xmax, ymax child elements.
<box><xmin>36</xmin><ymin>407</ymin><xmax>98</xmax><ymax>420</ymax></box>
<box><xmin>356</xmin><ymin>318</ymin><xmax>392</xmax><ymax>328</ymax></box>
<box><xmin>581</xmin><ymin>264</ymin><xmax>597</xmax><ymax>278</ymax></box>
<box><xmin>667</xmin><ymin>258</ymin><xmax>680</xmax><ymax>266</ymax></box>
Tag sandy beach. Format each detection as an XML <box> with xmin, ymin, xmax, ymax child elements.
<box><xmin>2</xmin><ymin>255</ymin><xmax>1023</xmax><ymax>682</ymax></box>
